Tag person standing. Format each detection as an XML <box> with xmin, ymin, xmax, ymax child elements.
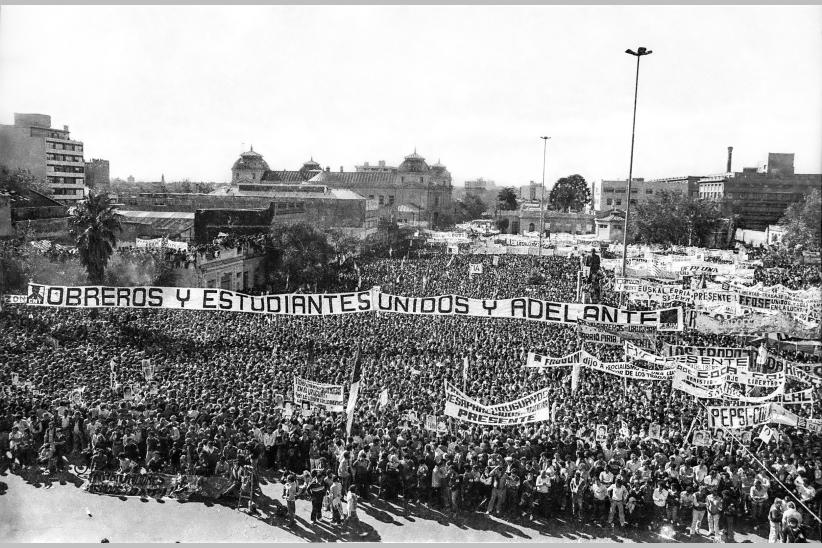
<box><xmin>706</xmin><ymin>488</ymin><xmax>724</xmax><ymax>542</ymax></box>
<box><xmin>329</xmin><ymin>475</ymin><xmax>343</xmax><ymax>524</ymax></box>
<box><xmin>607</xmin><ymin>478</ymin><xmax>628</xmax><ymax>528</ymax></box>
<box><xmin>282</xmin><ymin>474</ymin><xmax>298</xmax><ymax>525</ymax></box>
<box><xmin>689</xmin><ymin>487</ymin><xmax>707</xmax><ymax>537</ymax></box>
<box><xmin>768</xmin><ymin>499</ymin><xmax>784</xmax><ymax>543</ymax></box>
<box><xmin>723</xmin><ymin>489</ymin><xmax>740</xmax><ymax>543</ymax></box>
<box><xmin>308</xmin><ymin>471</ymin><xmax>327</xmax><ymax>523</ymax></box>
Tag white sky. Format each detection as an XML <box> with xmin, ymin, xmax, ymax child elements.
<box><xmin>1</xmin><ymin>5</ymin><xmax>820</xmax><ymax>187</ymax></box>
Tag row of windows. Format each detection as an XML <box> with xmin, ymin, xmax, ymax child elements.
<box><xmin>47</xmin><ymin>142</ymin><xmax>82</xmax><ymax>152</ymax></box>
<box><xmin>51</xmin><ymin>187</ymin><xmax>84</xmax><ymax>196</ymax></box>
<box><xmin>47</xmin><ymin>153</ymin><xmax>83</xmax><ymax>163</ymax></box>
<box><xmin>49</xmin><ymin>165</ymin><xmax>84</xmax><ymax>174</ymax></box>
<box><xmin>369</xmin><ymin>195</ymin><xmax>397</xmax><ymax>206</ymax></box>
<box><xmin>603</xmin><ymin>188</ymin><xmax>662</xmax><ymax>195</ymax></box>
<box><xmin>605</xmin><ymin>198</ymin><xmax>637</xmax><ymax>206</ymax></box>
<box><xmin>48</xmin><ymin>176</ymin><xmax>84</xmax><ymax>186</ymax></box>
<box><xmin>206</xmin><ymin>270</ymin><xmax>250</xmax><ymax>290</ymax></box>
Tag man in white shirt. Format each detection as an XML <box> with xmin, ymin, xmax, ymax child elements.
<box><xmin>607</xmin><ymin>478</ymin><xmax>628</xmax><ymax>527</ymax></box>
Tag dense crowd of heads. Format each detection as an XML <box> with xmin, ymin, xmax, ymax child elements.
<box><xmin>0</xmin><ymin>251</ymin><xmax>819</xmax><ymax>538</ymax></box>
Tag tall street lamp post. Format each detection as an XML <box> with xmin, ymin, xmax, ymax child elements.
<box><xmin>620</xmin><ymin>46</ymin><xmax>652</xmax><ymax>303</ymax></box>
<box><xmin>538</xmin><ymin>136</ymin><xmax>550</xmax><ymax>257</ymax></box>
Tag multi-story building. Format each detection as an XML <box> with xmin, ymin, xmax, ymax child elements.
<box><xmin>700</xmin><ymin>153</ymin><xmax>822</xmax><ymax>230</ymax></box>
<box><xmin>355</xmin><ymin>160</ymin><xmax>397</xmax><ymax>173</ymax></box>
<box><xmin>311</xmin><ymin>150</ymin><xmax>454</xmax><ymax>228</ymax></box>
<box><xmin>0</xmin><ymin>113</ymin><xmax>87</xmax><ymax>204</ymax></box>
<box><xmin>84</xmin><ymin>159</ymin><xmax>110</xmax><ymax>190</ymax></box>
<box><xmin>592</xmin><ymin>176</ymin><xmax>702</xmax><ymax>212</ymax></box>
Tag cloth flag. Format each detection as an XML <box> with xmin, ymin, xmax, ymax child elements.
<box><xmin>346</xmin><ymin>349</ymin><xmax>363</xmax><ymax>436</ymax></box>
<box><xmin>462</xmin><ymin>356</ymin><xmax>469</xmax><ymax>383</ymax></box>
<box><xmin>445</xmin><ymin>255</ymin><xmax>454</xmax><ymax>269</ymax></box>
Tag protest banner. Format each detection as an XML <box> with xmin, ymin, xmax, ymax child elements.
<box><xmin>663</xmin><ymin>344</ymin><xmax>750</xmax><ymax>359</ymax></box>
<box><xmin>648</xmin><ymin>423</ymin><xmax>661</xmax><ymax>440</ymax></box>
<box><xmin>424</xmin><ymin>415</ymin><xmax>438</xmax><ymax>432</ymax></box>
<box><xmin>26</xmin><ymin>284</ymin><xmax>685</xmax><ymax>332</ymax></box>
<box><xmin>84</xmin><ymin>470</ymin><xmax>234</xmax><ymax>500</ymax></box>
<box><xmin>781</xmin><ymin>388</ymin><xmax>814</xmax><ymax>406</ymax></box>
<box><xmin>293</xmin><ymin>377</ymin><xmax>344</xmax><ymax>412</ymax></box>
<box><xmin>525</xmin><ymin>351</ymin><xmax>580</xmax><ymax>368</ymax></box>
<box><xmin>469</xmin><ymin>264</ymin><xmax>483</xmax><ymax>275</ymax></box>
<box><xmin>577</xmin><ymin>321</ymin><xmax>622</xmax><ymax>346</ymax></box>
<box><xmin>444</xmin><ymin>381</ymin><xmax>552</xmax><ymax>425</ymax></box>
<box><xmin>725</xmin><ymin>364</ymin><xmax>785</xmax><ymax>389</ymax></box>
<box><xmin>695</xmin><ymin>312</ymin><xmax>818</xmax><ymax>339</ymax></box>
<box><xmin>707</xmin><ymin>403</ymin><xmax>773</xmax><ymax>430</ymax></box>
<box><xmin>2</xmin><ymin>294</ymin><xmax>27</xmax><ymax>304</ymax></box>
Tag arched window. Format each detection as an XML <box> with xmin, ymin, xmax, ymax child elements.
<box><xmin>528</xmin><ymin>223</ymin><xmax>535</xmax><ymax>232</ymax></box>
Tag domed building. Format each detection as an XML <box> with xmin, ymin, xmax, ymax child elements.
<box><xmin>398</xmin><ymin>150</ymin><xmax>430</xmax><ymax>173</ymax></box>
<box><xmin>231</xmin><ymin>147</ymin><xmax>270</xmax><ymax>184</ymax></box>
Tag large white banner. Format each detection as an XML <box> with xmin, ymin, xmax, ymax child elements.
<box><xmin>26</xmin><ymin>284</ymin><xmax>685</xmax><ymax>331</ymax></box>
<box><xmin>707</xmin><ymin>403</ymin><xmax>774</xmax><ymax>430</ymax></box>
<box><xmin>781</xmin><ymin>388</ymin><xmax>814</xmax><ymax>406</ymax></box>
<box><xmin>444</xmin><ymin>381</ymin><xmax>552</xmax><ymax>425</ymax></box>
<box><xmin>293</xmin><ymin>377</ymin><xmax>344</xmax><ymax>412</ymax></box>
<box><xmin>663</xmin><ymin>344</ymin><xmax>750</xmax><ymax>358</ymax></box>
<box><xmin>525</xmin><ymin>351</ymin><xmax>581</xmax><ymax>368</ymax></box>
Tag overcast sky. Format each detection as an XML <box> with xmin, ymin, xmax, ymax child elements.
<box><xmin>1</xmin><ymin>5</ymin><xmax>820</xmax><ymax>187</ymax></box>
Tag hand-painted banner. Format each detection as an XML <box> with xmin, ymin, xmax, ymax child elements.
<box><xmin>444</xmin><ymin>381</ymin><xmax>552</xmax><ymax>425</ymax></box>
<box><xmin>725</xmin><ymin>364</ymin><xmax>785</xmax><ymax>389</ymax></box>
<box><xmin>577</xmin><ymin>321</ymin><xmax>622</xmax><ymax>346</ymax></box>
<box><xmin>293</xmin><ymin>377</ymin><xmax>344</xmax><ymax>412</ymax></box>
<box><xmin>694</xmin><ymin>312</ymin><xmax>819</xmax><ymax>339</ymax></box>
<box><xmin>663</xmin><ymin>344</ymin><xmax>750</xmax><ymax>358</ymax></box>
<box><xmin>26</xmin><ymin>284</ymin><xmax>685</xmax><ymax>331</ymax></box>
<box><xmin>767</xmin><ymin>404</ymin><xmax>822</xmax><ymax>434</ymax></box>
<box><xmin>84</xmin><ymin>470</ymin><xmax>235</xmax><ymax>500</ymax></box>
<box><xmin>577</xmin><ymin>320</ymin><xmax>658</xmax><ymax>349</ymax></box>
<box><xmin>757</xmin><ymin>352</ymin><xmax>822</xmax><ymax>386</ymax></box>
<box><xmin>781</xmin><ymin>388</ymin><xmax>814</xmax><ymax>406</ymax></box>
<box><xmin>624</xmin><ymin>341</ymin><xmax>749</xmax><ymax>371</ymax></box>
<box><xmin>525</xmin><ymin>351</ymin><xmax>581</xmax><ymax>368</ymax></box>
<box><xmin>707</xmin><ymin>403</ymin><xmax>773</xmax><ymax>430</ymax></box>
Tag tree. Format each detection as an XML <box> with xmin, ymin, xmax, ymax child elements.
<box><xmin>497</xmin><ymin>187</ymin><xmax>519</xmax><ymax>211</ymax></box>
<box><xmin>548</xmin><ymin>174</ymin><xmax>591</xmax><ymax>212</ymax></box>
<box><xmin>629</xmin><ymin>191</ymin><xmax>723</xmax><ymax>247</ymax></box>
<box><xmin>266</xmin><ymin>222</ymin><xmax>335</xmax><ymax>290</ymax></box>
<box><xmin>779</xmin><ymin>189</ymin><xmax>821</xmax><ymax>253</ymax></box>
<box><xmin>70</xmin><ymin>191</ymin><xmax>122</xmax><ymax>284</ymax></box>
<box><xmin>0</xmin><ymin>165</ymin><xmax>51</xmax><ymax>197</ymax></box>
<box><xmin>496</xmin><ymin>218</ymin><xmax>510</xmax><ymax>233</ymax></box>
<box><xmin>454</xmin><ymin>194</ymin><xmax>487</xmax><ymax>223</ymax></box>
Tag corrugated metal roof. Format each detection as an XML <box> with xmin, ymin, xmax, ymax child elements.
<box><xmin>116</xmin><ymin>210</ymin><xmax>195</xmax><ymax>220</ymax></box>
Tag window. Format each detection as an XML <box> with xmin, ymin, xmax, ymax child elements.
<box><xmin>420</xmin><ymin>177</ymin><xmax>424</xmax><ymax>183</ymax></box>
<box><xmin>604</xmin><ymin>188</ymin><xmax>615</xmax><ymax>193</ymax></box>
<box><xmin>368</xmin><ymin>195</ymin><xmax>374</xmax><ymax>200</ymax></box>
<box><xmin>598</xmin><ymin>224</ymin><xmax>607</xmax><ymax>229</ymax></box>
<box><xmin>207</xmin><ymin>279</ymin><xmax>216</xmax><ymax>288</ymax></box>
<box><xmin>389</xmin><ymin>195</ymin><xmax>395</xmax><ymax>205</ymax></box>
<box><xmin>630</xmin><ymin>199</ymin><xmax>637</xmax><ymax>205</ymax></box>
<box><xmin>615</xmin><ymin>199</ymin><xmax>622</xmax><ymax>206</ymax></box>
<box><xmin>646</xmin><ymin>189</ymin><xmax>653</xmax><ymax>194</ymax></box>
<box><xmin>606</xmin><ymin>198</ymin><xmax>613</xmax><ymax>206</ymax></box>
<box><xmin>434</xmin><ymin>196</ymin><xmax>439</xmax><ymax>206</ymax></box>
<box><xmin>630</xmin><ymin>189</ymin><xmax>638</xmax><ymax>194</ymax></box>
<box><xmin>378</xmin><ymin>195</ymin><xmax>384</xmax><ymax>206</ymax></box>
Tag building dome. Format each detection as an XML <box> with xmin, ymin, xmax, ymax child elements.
<box><xmin>301</xmin><ymin>157</ymin><xmax>321</xmax><ymax>172</ymax></box>
<box><xmin>398</xmin><ymin>150</ymin><xmax>430</xmax><ymax>173</ymax></box>
<box><xmin>232</xmin><ymin>146</ymin><xmax>270</xmax><ymax>172</ymax></box>
<box><xmin>430</xmin><ymin>158</ymin><xmax>449</xmax><ymax>175</ymax></box>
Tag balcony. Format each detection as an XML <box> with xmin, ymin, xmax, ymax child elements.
<box><xmin>47</xmin><ymin>158</ymin><xmax>85</xmax><ymax>167</ymax></box>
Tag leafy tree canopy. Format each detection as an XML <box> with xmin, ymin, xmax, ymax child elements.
<box><xmin>779</xmin><ymin>188</ymin><xmax>821</xmax><ymax>253</ymax></box>
<box><xmin>629</xmin><ymin>191</ymin><xmax>723</xmax><ymax>247</ymax></box>
<box><xmin>497</xmin><ymin>187</ymin><xmax>519</xmax><ymax>211</ymax></box>
<box><xmin>548</xmin><ymin>174</ymin><xmax>591</xmax><ymax>213</ymax></box>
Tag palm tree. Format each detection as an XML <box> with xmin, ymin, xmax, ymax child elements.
<box><xmin>71</xmin><ymin>192</ymin><xmax>121</xmax><ymax>284</ymax></box>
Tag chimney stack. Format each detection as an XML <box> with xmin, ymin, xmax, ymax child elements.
<box><xmin>340</xmin><ymin>166</ymin><xmax>344</xmax><ymax>173</ymax></box>
<box><xmin>726</xmin><ymin>146</ymin><xmax>733</xmax><ymax>173</ymax></box>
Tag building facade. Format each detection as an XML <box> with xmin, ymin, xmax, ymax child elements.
<box><xmin>592</xmin><ymin>176</ymin><xmax>701</xmax><ymax>212</ymax></box>
<box><xmin>700</xmin><ymin>153</ymin><xmax>821</xmax><ymax>230</ymax></box>
<box><xmin>310</xmin><ymin>150</ymin><xmax>454</xmax><ymax>228</ymax></box>
<box><xmin>0</xmin><ymin>113</ymin><xmax>87</xmax><ymax>204</ymax></box>
<box><xmin>84</xmin><ymin>159</ymin><xmax>110</xmax><ymax>190</ymax></box>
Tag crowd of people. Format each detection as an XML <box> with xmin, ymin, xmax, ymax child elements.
<box><xmin>1</xmin><ymin>251</ymin><xmax>820</xmax><ymax>541</ymax></box>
